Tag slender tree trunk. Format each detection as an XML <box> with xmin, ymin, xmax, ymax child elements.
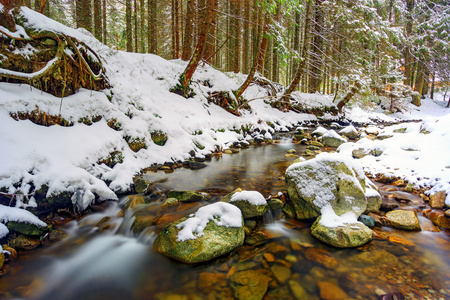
<box><xmin>404</xmin><ymin>0</ymin><xmax>415</xmax><ymax>86</ymax></box>
<box><xmin>182</xmin><ymin>0</ymin><xmax>195</xmax><ymax>60</ymax></box>
<box><xmin>430</xmin><ymin>72</ymin><xmax>435</xmax><ymax>99</ymax></box>
<box><xmin>148</xmin><ymin>0</ymin><xmax>157</xmax><ymax>54</ymax></box>
<box><xmin>102</xmin><ymin>0</ymin><xmax>107</xmax><ymax>44</ymax></box>
<box><xmin>445</xmin><ymin>86</ymin><xmax>450</xmax><ymax>107</ymax></box>
<box><xmin>177</xmin><ymin>0</ymin><xmax>217</xmax><ymax>96</ymax></box>
<box><xmin>337</xmin><ymin>82</ymin><xmax>362</xmax><ymax>111</ymax></box>
<box><xmin>414</xmin><ymin>61</ymin><xmax>425</xmax><ymax>97</ymax></box>
<box><xmin>126</xmin><ymin>0</ymin><xmax>133</xmax><ymax>52</ymax></box>
<box><xmin>242</xmin><ymin>0</ymin><xmax>250</xmax><ymax>74</ymax></box>
<box><xmin>233</xmin><ymin>0</ymin><xmax>241</xmax><ymax>73</ymax></box>
<box><xmin>282</xmin><ymin>0</ymin><xmax>312</xmax><ymax>105</ymax></box>
<box><xmin>272</xmin><ymin>2</ymin><xmax>281</xmax><ymax>83</ymax></box>
<box><xmin>93</xmin><ymin>0</ymin><xmax>102</xmax><ymax>41</ymax></box>
<box><xmin>234</xmin><ymin>17</ymin><xmax>270</xmax><ymax>99</ymax></box>
<box><xmin>76</xmin><ymin>0</ymin><xmax>92</xmax><ymax>33</ymax></box>
<box><xmin>203</xmin><ymin>0</ymin><xmax>217</xmax><ymax>63</ymax></box>
<box><xmin>309</xmin><ymin>0</ymin><xmax>324</xmax><ymax>93</ymax></box>
<box><xmin>134</xmin><ymin>0</ymin><xmax>138</xmax><ymax>52</ymax></box>
<box><xmin>140</xmin><ymin>0</ymin><xmax>145</xmax><ymax>53</ymax></box>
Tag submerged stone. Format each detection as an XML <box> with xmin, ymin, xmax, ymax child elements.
<box><xmin>167</xmin><ymin>190</ymin><xmax>211</xmax><ymax>203</ymax></box>
<box><xmin>9</xmin><ymin>235</ymin><xmax>41</xmax><ymax>250</ymax></box>
<box><xmin>229</xmin><ymin>270</ymin><xmax>271</xmax><ymax>300</ymax></box>
<box><xmin>311</xmin><ymin>216</ymin><xmax>373</xmax><ymax>248</ymax></box>
<box><xmin>385</xmin><ymin>210</ymin><xmax>421</xmax><ymax>231</ymax></box>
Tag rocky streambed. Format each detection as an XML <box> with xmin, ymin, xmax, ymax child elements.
<box><xmin>0</xmin><ymin>125</ymin><xmax>449</xmax><ymax>300</ymax></box>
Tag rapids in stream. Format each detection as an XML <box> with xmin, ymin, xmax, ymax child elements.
<box><xmin>0</xmin><ymin>134</ymin><xmax>449</xmax><ymax>300</ymax></box>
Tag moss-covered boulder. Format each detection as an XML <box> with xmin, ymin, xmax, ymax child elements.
<box><xmin>133</xmin><ymin>177</ymin><xmax>153</xmax><ymax>194</ymax></box>
<box><xmin>167</xmin><ymin>190</ymin><xmax>211</xmax><ymax>203</ymax></box>
<box><xmin>311</xmin><ymin>216</ymin><xmax>373</xmax><ymax>248</ymax></box>
<box><xmin>321</xmin><ymin>130</ymin><xmax>347</xmax><ymax>147</ymax></box>
<box><xmin>221</xmin><ymin>189</ymin><xmax>269</xmax><ymax>219</ymax></box>
<box><xmin>285</xmin><ymin>153</ymin><xmax>368</xmax><ymax>220</ymax></box>
<box><xmin>153</xmin><ymin>202</ymin><xmax>244</xmax><ymax>263</ymax></box>
<box><xmin>8</xmin><ymin>235</ymin><xmax>41</xmax><ymax>250</ymax></box>
<box><xmin>6</xmin><ymin>221</ymin><xmax>50</xmax><ymax>236</ymax></box>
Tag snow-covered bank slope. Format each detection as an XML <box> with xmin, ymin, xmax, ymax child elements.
<box><xmin>1</xmin><ymin>7</ymin><xmax>449</xmax><ymax>211</ymax></box>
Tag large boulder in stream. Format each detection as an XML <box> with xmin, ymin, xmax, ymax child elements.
<box><xmin>311</xmin><ymin>211</ymin><xmax>373</xmax><ymax>248</ymax></box>
<box><xmin>285</xmin><ymin>153</ymin><xmax>377</xmax><ymax>220</ymax></box>
<box><xmin>321</xmin><ymin>130</ymin><xmax>347</xmax><ymax>147</ymax></box>
<box><xmin>221</xmin><ymin>189</ymin><xmax>269</xmax><ymax>219</ymax></box>
<box><xmin>153</xmin><ymin>202</ymin><xmax>244</xmax><ymax>263</ymax></box>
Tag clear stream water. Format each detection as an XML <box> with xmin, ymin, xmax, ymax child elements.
<box><xmin>0</xmin><ymin>135</ymin><xmax>449</xmax><ymax>300</ymax></box>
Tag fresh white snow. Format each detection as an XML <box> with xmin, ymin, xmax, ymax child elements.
<box><xmin>319</xmin><ymin>205</ymin><xmax>361</xmax><ymax>228</ymax></box>
<box><xmin>230</xmin><ymin>190</ymin><xmax>267</xmax><ymax>206</ymax></box>
<box><xmin>0</xmin><ymin>204</ymin><xmax>47</xmax><ymax>238</ymax></box>
<box><xmin>175</xmin><ymin>202</ymin><xmax>242</xmax><ymax>241</ymax></box>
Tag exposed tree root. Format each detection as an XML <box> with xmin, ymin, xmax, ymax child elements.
<box><xmin>0</xmin><ymin>8</ymin><xmax>108</xmax><ymax>97</ymax></box>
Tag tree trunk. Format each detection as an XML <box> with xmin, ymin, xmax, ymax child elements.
<box><xmin>234</xmin><ymin>18</ymin><xmax>270</xmax><ymax>99</ymax></box>
<box><xmin>76</xmin><ymin>0</ymin><xmax>92</xmax><ymax>33</ymax></box>
<box><xmin>414</xmin><ymin>61</ymin><xmax>424</xmax><ymax>98</ymax></box>
<box><xmin>233</xmin><ymin>0</ymin><xmax>241</xmax><ymax>73</ymax></box>
<box><xmin>430</xmin><ymin>72</ymin><xmax>435</xmax><ymax>99</ymax></box>
<box><xmin>203</xmin><ymin>0</ymin><xmax>217</xmax><ymax>63</ymax></box>
<box><xmin>272</xmin><ymin>2</ymin><xmax>281</xmax><ymax>83</ymax></box>
<box><xmin>176</xmin><ymin>0</ymin><xmax>217</xmax><ymax>97</ymax></box>
<box><xmin>102</xmin><ymin>0</ymin><xmax>107</xmax><ymax>44</ymax></box>
<box><xmin>93</xmin><ymin>0</ymin><xmax>102</xmax><ymax>41</ymax></box>
<box><xmin>404</xmin><ymin>0</ymin><xmax>415</xmax><ymax>87</ymax></box>
<box><xmin>182</xmin><ymin>0</ymin><xmax>195</xmax><ymax>60</ymax></box>
<box><xmin>148</xmin><ymin>0</ymin><xmax>157</xmax><ymax>54</ymax></box>
<box><xmin>242</xmin><ymin>0</ymin><xmax>250</xmax><ymax>74</ymax></box>
<box><xmin>140</xmin><ymin>0</ymin><xmax>145</xmax><ymax>53</ymax></box>
<box><xmin>126</xmin><ymin>0</ymin><xmax>132</xmax><ymax>52</ymax></box>
<box><xmin>282</xmin><ymin>0</ymin><xmax>312</xmax><ymax>105</ymax></box>
<box><xmin>337</xmin><ymin>82</ymin><xmax>362</xmax><ymax>112</ymax></box>
<box><xmin>309</xmin><ymin>0</ymin><xmax>324</xmax><ymax>93</ymax></box>
<box><xmin>134</xmin><ymin>0</ymin><xmax>138</xmax><ymax>52</ymax></box>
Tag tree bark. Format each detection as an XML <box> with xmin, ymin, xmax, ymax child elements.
<box><xmin>309</xmin><ymin>0</ymin><xmax>324</xmax><ymax>93</ymax></box>
<box><xmin>337</xmin><ymin>82</ymin><xmax>362</xmax><ymax>111</ymax></box>
<box><xmin>76</xmin><ymin>0</ymin><xmax>92</xmax><ymax>33</ymax></box>
<box><xmin>148</xmin><ymin>0</ymin><xmax>157</xmax><ymax>54</ymax></box>
<box><xmin>404</xmin><ymin>0</ymin><xmax>415</xmax><ymax>87</ymax></box>
<box><xmin>177</xmin><ymin>0</ymin><xmax>217</xmax><ymax>96</ymax></box>
<box><xmin>126</xmin><ymin>0</ymin><xmax>133</xmax><ymax>52</ymax></box>
<box><xmin>414</xmin><ymin>60</ymin><xmax>424</xmax><ymax>98</ymax></box>
<box><xmin>242</xmin><ymin>0</ymin><xmax>250</xmax><ymax>74</ymax></box>
<box><xmin>93</xmin><ymin>0</ymin><xmax>102</xmax><ymax>41</ymax></box>
<box><xmin>233</xmin><ymin>0</ymin><xmax>241</xmax><ymax>73</ymax></box>
<box><xmin>182</xmin><ymin>0</ymin><xmax>195</xmax><ymax>60</ymax></box>
<box><xmin>102</xmin><ymin>0</ymin><xmax>107</xmax><ymax>44</ymax></box>
<box><xmin>140</xmin><ymin>0</ymin><xmax>145</xmax><ymax>53</ymax></box>
<box><xmin>134</xmin><ymin>0</ymin><xmax>138</xmax><ymax>52</ymax></box>
<box><xmin>234</xmin><ymin>17</ymin><xmax>270</xmax><ymax>99</ymax></box>
<box><xmin>282</xmin><ymin>0</ymin><xmax>312</xmax><ymax>105</ymax></box>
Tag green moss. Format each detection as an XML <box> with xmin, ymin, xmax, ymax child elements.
<box><xmin>151</xmin><ymin>130</ymin><xmax>168</xmax><ymax>146</ymax></box>
<box><xmin>125</xmin><ymin>136</ymin><xmax>147</xmax><ymax>152</ymax></box>
<box><xmin>98</xmin><ymin>151</ymin><xmax>123</xmax><ymax>168</ymax></box>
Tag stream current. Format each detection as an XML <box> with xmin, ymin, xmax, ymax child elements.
<box><xmin>0</xmin><ymin>135</ymin><xmax>449</xmax><ymax>300</ymax></box>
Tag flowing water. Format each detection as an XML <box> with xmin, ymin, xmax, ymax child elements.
<box><xmin>1</xmin><ymin>135</ymin><xmax>449</xmax><ymax>300</ymax></box>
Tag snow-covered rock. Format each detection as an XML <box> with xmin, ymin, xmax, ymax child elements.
<box><xmin>153</xmin><ymin>202</ymin><xmax>244</xmax><ymax>263</ymax></box>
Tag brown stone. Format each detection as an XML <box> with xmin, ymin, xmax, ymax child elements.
<box><xmin>264</xmin><ymin>253</ymin><xmax>275</xmax><ymax>262</ymax></box>
<box><xmin>154</xmin><ymin>213</ymin><xmax>184</xmax><ymax>229</ymax></box>
<box><xmin>304</xmin><ymin>248</ymin><xmax>338</xmax><ymax>269</ymax></box>
<box><xmin>367</xmin><ymin>212</ymin><xmax>384</xmax><ymax>227</ymax></box>
<box><xmin>229</xmin><ymin>270</ymin><xmax>271</xmax><ymax>300</ymax></box>
<box><xmin>2</xmin><ymin>245</ymin><xmax>18</xmax><ymax>259</ymax></box>
<box><xmin>317</xmin><ymin>281</ymin><xmax>348</xmax><ymax>300</ymax></box>
<box><xmin>387</xmin><ymin>236</ymin><xmax>415</xmax><ymax>247</ymax></box>
<box><xmin>392</xmin><ymin>179</ymin><xmax>406</xmax><ymax>186</ymax></box>
<box><xmin>270</xmin><ymin>265</ymin><xmax>291</xmax><ymax>284</ymax></box>
<box><xmin>445</xmin><ymin>209</ymin><xmax>450</xmax><ymax>218</ymax></box>
<box><xmin>429</xmin><ymin>191</ymin><xmax>446</xmax><ymax>209</ymax></box>
<box><xmin>385</xmin><ymin>210</ymin><xmax>421</xmax><ymax>231</ymax></box>
<box><xmin>126</xmin><ymin>194</ymin><xmax>147</xmax><ymax>209</ymax></box>
<box><xmin>428</xmin><ymin>211</ymin><xmax>450</xmax><ymax>229</ymax></box>
<box><xmin>198</xmin><ymin>272</ymin><xmax>226</xmax><ymax>292</ymax></box>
